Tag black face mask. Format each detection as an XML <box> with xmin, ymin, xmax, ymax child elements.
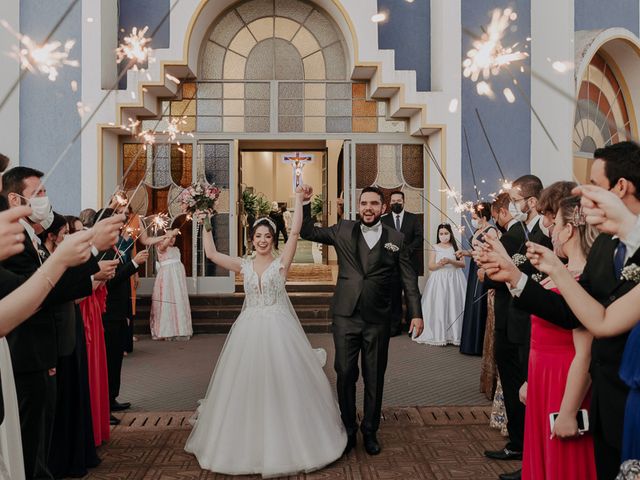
<box><xmin>390</xmin><ymin>203</ymin><xmax>403</xmax><ymax>214</ymax></box>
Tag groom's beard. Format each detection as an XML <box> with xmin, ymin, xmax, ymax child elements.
<box><xmin>360</xmin><ymin>212</ymin><xmax>382</xmax><ymax>227</ymax></box>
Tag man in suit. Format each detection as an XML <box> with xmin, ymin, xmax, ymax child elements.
<box><xmin>300</xmin><ymin>185</ymin><xmax>423</xmax><ymax>456</ymax></box>
<box><xmin>508</xmin><ymin>142</ymin><xmax>640</xmax><ymax>480</ymax></box>
<box><xmin>98</xmin><ymin>209</ymin><xmax>148</xmax><ymax>420</ymax></box>
<box><xmin>1</xmin><ymin>167</ymin><xmax>122</xmax><ymax>479</ymax></box>
<box><xmin>381</xmin><ymin>191</ymin><xmax>424</xmax><ymax>336</ymax></box>
<box><xmin>481</xmin><ymin>193</ymin><xmax>530</xmax><ymax>476</ymax></box>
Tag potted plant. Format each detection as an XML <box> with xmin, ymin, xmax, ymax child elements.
<box><xmin>311</xmin><ymin>194</ymin><xmax>324</xmax><ymax>222</ymax></box>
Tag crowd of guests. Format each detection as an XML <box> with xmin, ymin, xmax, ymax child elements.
<box><xmin>445</xmin><ymin>141</ymin><xmax>640</xmax><ymax>480</ymax></box>
<box><xmin>0</xmin><ymin>158</ymin><xmax>180</xmax><ymax>479</ymax></box>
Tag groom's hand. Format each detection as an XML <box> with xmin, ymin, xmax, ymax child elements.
<box><xmin>408</xmin><ymin>318</ymin><xmax>424</xmax><ymax>337</ymax></box>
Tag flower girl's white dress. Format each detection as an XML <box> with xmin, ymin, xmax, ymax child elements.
<box><xmin>185</xmin><ymin>257</ymin><xmax>346</xmax><ymax>477</ymax></box>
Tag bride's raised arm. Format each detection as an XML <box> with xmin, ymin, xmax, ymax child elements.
<box><xmin>203</xmin><ymin>224</ymin><xmax>243</xmax><ymax>273</ymax></box>
<box><xmin>279</xmin><ymin>186</ymin><xmax>305</xmax><ymax>273</ymax></box>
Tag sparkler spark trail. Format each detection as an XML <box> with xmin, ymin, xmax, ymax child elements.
<box><xmin>116</xmin><ymin>26</ymin><xmax>154</xmax><ymax>65</ymax></box>
<box><xmin>2</xmin><ymin>20</ymin><xmax>79</xmax><ymax>82</ymax></box>
<box><xmin>462</xmin><ymin>8</ymin><xmax>528</xmax><ymax>83</ymax></box>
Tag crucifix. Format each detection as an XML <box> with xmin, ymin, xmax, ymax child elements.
<box><xmin>282</xmin><ymin>152</ymin><xmax>313</xmax><ymax>191</ymax></box>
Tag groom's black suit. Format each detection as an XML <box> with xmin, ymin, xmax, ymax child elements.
<box><xmin>301</xmin><ymin>204</ymin><xmax>421</xmax><ymax>435</ymax></box>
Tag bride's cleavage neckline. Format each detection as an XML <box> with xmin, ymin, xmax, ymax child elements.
<box><xmin>251</xmin><ymin>259</ymin><xmax>275</xmax><ymax>294</ymax></box>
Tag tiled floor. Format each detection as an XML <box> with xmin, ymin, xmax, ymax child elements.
<box><xmin>87</xmin><ymin>407</ymin><xmax>518</xmax><ymax>479</ymax></box>
<box><xmin>85</xmin><ymin>335</ymin><xmax>510</xmax><ymax>479</ymax></box>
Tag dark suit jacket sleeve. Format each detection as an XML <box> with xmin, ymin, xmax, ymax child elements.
<box><xmin>45</xmin><ymin>255</ymin><xmax>100</xmax><ymax>304</ymax></box>
<box><xmin>107</xmin><ymin>260</ymin><xmax>140</xmax><ymax>288</ymax></box>
<box><xmin>0</xmin><ymin>267</ymin><xmax>26</xmax><ymax>300</ymax></box>
<box><xmin>407</xmin><ymin>214</ymin><xmax>423</xmax><ymax>255</ymax></box>
<box><xmin>398</xmin><ymin>242</ymin><xmax>422</xmax><ymax>319</ymax></box>
<box><xmin>300</xmin><ymin>203</ymin><xmax>338</xmax><ymax>245</ymax></box>
<box><xmin>481</xmin><ymin>232</ymin><xmax>523</xmax><ymax>291</ymax></box>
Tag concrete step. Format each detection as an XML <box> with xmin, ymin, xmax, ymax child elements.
<box><xmin>136</xmin><ymin>304</ymin><xmax>331</xmax><ymax>321</ymax></box>
<box><xmin>137</xmin><ymin>291</ymin><xmax>333</xmax><ymax>307</ymax></box>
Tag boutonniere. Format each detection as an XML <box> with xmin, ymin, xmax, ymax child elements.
<box><xmin>38</xmin><ymin>248</ymin><xmax>47</xmax><ymax>259</ymax></box>
<box><xmin>621</xmin><ymin>263</ymin><xmax>640</xmax><ymax>283</ymax></box>
<box><xmin>512</xmin><ymin>253</ymin><xmax>527</xmax><ymax>267</ymax></box>
<box><xmin>531</xmin><ymin>273</ymin><xmax>544</xmax><ymax>283</ymax></box>
<box><xmin>384</xmin><ymin>242</ymin><xmax>400</xmax><ymax>253</ymax></box>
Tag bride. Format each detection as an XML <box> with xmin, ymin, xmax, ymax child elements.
<box><xmin>184</xmin><ymin>186</ymin><xmax>346</xmax><ymax>477</ymax></box>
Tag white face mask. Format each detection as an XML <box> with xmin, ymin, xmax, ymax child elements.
<box><xmin>439</xmin><ymin>233</ymin><xmax>451</xmax><ymax>243</ymax></box>
<box><xmin>539</xmin><ymin>220</ymin><xmax>550</xmax><ymax>237</ymax></box>
<box><xmin>28</xmin><ymin>196</ymin><xmax>54</xmax><ymax>229</ymax></box>
<box><xmin>471</xmin><ymin>218</ymin><xmax>480</xmax><ymax>230</ymax></box>
<box><xmin>508</xmin><ymin>202</ymin><xmax>528</xmax><ymax>223</ymax></box>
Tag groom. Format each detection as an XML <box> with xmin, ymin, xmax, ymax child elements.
<box><xmin>301</xmin><ymin>185</ymin><xmax>423</xmax><ymax>455</ymax></box>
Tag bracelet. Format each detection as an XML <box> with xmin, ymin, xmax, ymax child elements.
<box><xmin>38</xmin><ymin>268</ymin><xmax>55</xmax><ymax>289</ymax></box>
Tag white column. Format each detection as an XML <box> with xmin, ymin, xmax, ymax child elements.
<box><xmin>530</xmin><ymin>0</ymin><xmax>575</xmax><ymax>183</ymax></box>
<box><xmin>0</xmin><ymin>0</ymin><xmax>20</xmax><ymax>163</ymax></box>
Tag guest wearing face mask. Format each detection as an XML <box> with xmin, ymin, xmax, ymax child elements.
<box><xmin>508</xmin><ymin>175</ymin><xmax>553</xmax><ymax>251</ymax></box>
<box><xmin>37</xmin><ymin>214</ymin><xmax>102</xmax><ymax>478</ymax></box>
<box><xmin>0</xmin><ymin>166</ymin><xmax>122</xmax><ymax>480</ymax></box>
<box><xmin>382</xmin><ymin>191</ymin><xmax>424</xmax><ymax>336</ymax></box>
<box><xmin>412</xmin><ymin>224</ymin><xmax>466</xmax><ymax>346</ymax></box>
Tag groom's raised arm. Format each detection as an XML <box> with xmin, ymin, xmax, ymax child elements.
<box><xmin>300</xmin><ymin>202</ymin><xmax>338</xmax><ymax>245</ymax></box>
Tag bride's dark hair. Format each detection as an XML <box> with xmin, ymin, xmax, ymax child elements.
<box><xmin>251</xmin><ymin>217</ymin><xmax>279</xmax><ymax>250</ymax></box>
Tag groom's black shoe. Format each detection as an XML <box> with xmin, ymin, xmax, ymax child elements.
<box><xmin>498</xmin><ymin>468</ymin><xmax>522</xmax><ymax>480</ymax></box>
<box><xmin>343</xmin><ymin>433</ymin><xmax>357</xmax><ymax>455</ymax></box>
<box><xmin>109</xmin><ymin>414</ymin><xmax>120</xmax><ymax>426</ymax></box>
<box><xmin>363</xmin><ymin>433</ymin><xmax>381</xmax><ymax>455</ymax></box>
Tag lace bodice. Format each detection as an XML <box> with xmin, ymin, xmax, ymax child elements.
<box><xmin>242</xmin><ymin>258</ymin><xmax>287</xmax><ymax>308</ymax></box>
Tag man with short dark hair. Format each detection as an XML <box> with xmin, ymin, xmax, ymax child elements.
<box><xmin>301</xmin><ymin>184</ymin><xmax>423</xmax><ymax>456</ymax></box>
<box><xmin>381</xmin><ymin>190</ymin><xmax>423</xmax><ymax>336</ymax></box>
<box><xmin>511</xmin><ymin>141</ymin><xmax>640</xmax><ymax>479</ymax></box>
<box><xmin>1</xmin><ymin>166</ymin><xmax>121</xmax><ymax>479</ymax></box>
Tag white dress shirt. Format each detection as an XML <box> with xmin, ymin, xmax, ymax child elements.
<box><xmin>361</xmin><ymin>221</ymin><xmax>383</xmax><ymax>249</ymax></box>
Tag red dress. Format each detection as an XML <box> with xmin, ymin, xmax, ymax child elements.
<box><xmin>522</xmin><ymin>287</ymin><xmax>596</xmax><ymax>480</ymax></box>
<box><xmin>80</xmin><ymin>285</ymin><xmax>111</xmax><ymax>446</ymax></box>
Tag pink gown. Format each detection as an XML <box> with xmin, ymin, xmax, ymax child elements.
<box><xmin>79</xmin><ymin>285</ymin><xmax>110</xmax><ymax>446</ymax></box>
<box><xmin>522</xmin><ymin>288</ymin><xmax>597</xmax><ymax>480</ymax></box>
<box><xmin>150</xmin><ymin>247</ymin><xmax>192</xmax><ymax>340</ymax></box>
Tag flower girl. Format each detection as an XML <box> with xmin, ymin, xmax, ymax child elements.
<box><xmin>413</xmin><ymin>223</ymin><xmax>467</xmax><ymax>346</ymax></box>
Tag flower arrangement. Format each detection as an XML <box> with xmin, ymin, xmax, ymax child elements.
<box><xmin>512</xmin><ymin>253</ymin><xmax>527</xmax><ymax>267</ymax></box>
<box><xmin>178</xmin><ymin>182</ymin><xmax>220</xmax><ymax>231</ymax></box>
<box><xmin>621</xmin><ymin>263</ymin><xmax>640</xmax><ymax>283</ymax></box>
<box><xmin>384</xmin><ymin>242</ymin><xmax>400</xmax><ymax>253</ymax></box>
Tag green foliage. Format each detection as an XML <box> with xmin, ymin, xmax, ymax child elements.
<box><xmin>255</xmin><ymin>194</ymin><xmax>271</xmax><ymax>217</ymax></box>
<box><xmin>241</xmin><ymin>189</ymin><xmax>257</xmax><ymax>218</ymax></box>
<box><xmin>311</xmin><ymin>194</ymin><xmax>323</xmax><ymax>219</ymax></box>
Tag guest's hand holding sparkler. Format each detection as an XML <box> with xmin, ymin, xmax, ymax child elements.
<box><xmin>49</xmin><ymin>229</ymin><xmax>94</xmax><ymax>267</ymax></box>
<box><xmin>573</xmin><ymin>184</ymin><xmax>638</xmax><ymax>237</ymax></box>
<box><xmin>94</xmin><ymin>259</ymin><xmax>119</xmax><ymax>281</ymax></box>
<box><xmin>477</xmin><ymin>236</ymin><xmax>521</xmax><ymax>285</ymax></box>
<box><xmin>526</xmin><ymin>242</ymin><xmax>564</xmax><ymax>277</ymax></box>
<box><xmin>91</xmin><ymin>214</ymin><xmax>125</xmax><ymax>251</ymax></box>
<box><xmin>133</xmin><ymin>249</ymin><xmax>149</xmax><ymax>266</ymax></box>
<box><xmin>0</xmin><ymin>205</ymin><xmax>31</xmax><ymax>260</ymax></box>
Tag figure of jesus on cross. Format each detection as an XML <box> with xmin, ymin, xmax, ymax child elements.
<box><xmin>282</xmin><ymin>152</ymin><xmax>313</xmax><ymax>192</ymax></box>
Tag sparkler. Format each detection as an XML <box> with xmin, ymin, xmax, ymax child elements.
<box><xmin>115</xmin><ymin>26</ymin><xmax>154</xmax><ymax>65</ymax></box>
<box><xmin>1</xmin><ymin>20</ymin><xmax>79</xmax><ymax>82</ymax></box>
<box><xmin>462</xmin><ymin>126</ymin><xmax>481</xmax><ymax>201</ymax></box>
<box><xmin>462</xmin><ymin>8</ymin><xmax>528</xmax><ymax>83</ymax></box>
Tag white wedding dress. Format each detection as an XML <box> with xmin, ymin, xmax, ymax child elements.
<box><xmin>185</xmin><ymin>257</ymin><xmax>346</xmax><ymax>478</ymax></box>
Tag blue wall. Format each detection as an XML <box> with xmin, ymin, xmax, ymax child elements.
<box><xmin>461</xmin><ymin>0</ymin><xmax>531</xmax><ymax>204</ymax></box>
<box><xmin>575</xmin><ymin>0</ymin><xmax>639</xmax><ymax>35</ymax></box>
<box><xmin>20</xmin><ymin>0</ymin><xmax>82</xmax><ymax>214</ymax></box>
<box><xmin>377</xmin><ymin>0</ymin><xmax>430</xmax><ymax>91</ymax></box>
<box><xmin>118</xmin><ymin>0</ymin><xmax>171</xmax><ymax>89</ymax></box>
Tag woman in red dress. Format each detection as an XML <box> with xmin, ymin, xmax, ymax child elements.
<box><xmin>484</xmin><ymin>196</ymin><xmax>598</xmax><ymax>479</ymax></box>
